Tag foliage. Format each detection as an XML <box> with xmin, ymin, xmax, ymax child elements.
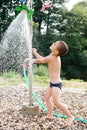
<box><xmin>61</xmin><ymin>1</ymin><xmax>87</xmax><ymax>81</ymax></box>
<box><xmin>33</xmin><ymin>75</ymin><xmax>49</xmax><ymax>86</ymax></box>
<box><xmin>0</xmin><ymin>0</ymin><xmax>16</xmax><ymax>40</ymax></box>
<box><xmin>33</xmin><ymin>65</ymin><xmax>48</xmax><ymax>77</ymax></box>
<box><xmin>2</xmin><ymin>70</ymin><xmax>21</xmax><ymax>78</ymax></box>
<box><xmin>33</xmin><ymin>0</ymin><xmax>68</xmax><ymax>56</ymax></box>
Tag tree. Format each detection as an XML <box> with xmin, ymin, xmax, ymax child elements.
<box><xmin>33</xmin><ymin>0</ymin><xmax>68</xmax><ymax>56</ymax></box>
<box><xmin>61</xmin><ymin>1</ymin><xmax>87</xmax><ymax>80</ymax></box>
<box><xmin>0</xmin><ymin>0</ymin><xmax>16</xmax><ymax>41</ymax></box>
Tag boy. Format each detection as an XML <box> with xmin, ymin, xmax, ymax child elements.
<box><xmin>32</xmin><ymin>41</ymin><xmax>74</xmax><ymax>127</ymax></box>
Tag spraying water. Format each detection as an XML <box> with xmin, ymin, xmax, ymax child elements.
<box><xmin>0</xmin><ymin>11</ymin><xmax>31</xmax><ymax>74</ymax></box>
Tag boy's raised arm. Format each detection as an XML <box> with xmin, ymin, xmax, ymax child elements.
<box><xmin>32</xmin><ymin>48</ymin><xmax>43</xmax><ymax>59</ymax></box>
<box><xmin>32</xmin><ymin>48</ymin><xmax>51</xmax><ymax>64</ymax></box>
<box><xmin>32</xmin><ymin>55</ymin><xmax>51</xmax><ymax>64</ymax></box>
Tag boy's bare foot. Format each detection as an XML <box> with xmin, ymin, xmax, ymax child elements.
<box><xmin>45</xmin><ymin>115</ymin><xmax>54</xmax><ymax>120</ymax></box>
<box><xmin>63</xmin><ymin>116</ymin><xmax>74</xmax><ymax>127</ymax></box>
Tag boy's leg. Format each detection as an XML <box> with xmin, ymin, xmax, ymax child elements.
<box><xmin>44</xmin><ymin>87</ymin><xmax>53</xmax><ymax>119</ymax></box>
<box><xmin>52</xmin><ymin>87</ymin><xmax>74</xmax><ymax>126</ymax></box>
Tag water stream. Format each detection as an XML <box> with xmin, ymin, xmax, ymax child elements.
<box><xmin>0</xmin><ymin>11</ymin><xmax>31</xmax><ymax>73</ymax></box>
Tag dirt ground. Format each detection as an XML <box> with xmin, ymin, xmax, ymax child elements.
<box><xmin>0</xmin><ymin>84</ymin><xmax>87</xmax><ymax>130</ymax></box>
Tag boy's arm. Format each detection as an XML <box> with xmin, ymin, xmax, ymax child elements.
<box><xmin>32</xmin><ymin>55</ymin><xmax>51</xmax><ymax>64</ymax></box>
<box><xmin>32</xmin><ymin>48</ymin><xmax>43</xmax><ymax>59</ymax></box>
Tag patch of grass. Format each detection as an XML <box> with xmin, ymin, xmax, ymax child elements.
<box><xmin>33</xmin><ymin>75</ymin><xmax>49</xmax><ymax>87</ymax></box>
<box><xmin>63</xmin><ymin>79</ymin><xmax>87</xmax><ymax>91</ymax></box>
<box><xmin>0</xmin><ymin>71</ymin><xmax>87</xmax><ymax>91</ymax></box>
<box><xmin>0</xmin><ymin>71</ymin><xmax>24</xmax><ymax>87</ymax></box>
<box><xmin>33</xmin><ymin>76</ymin><xmax>87</xmax><ymax>91</ymax></box>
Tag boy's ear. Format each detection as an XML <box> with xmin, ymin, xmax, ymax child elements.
<box><xmin>55</xmin><ymin>50</ymin><xmax>59</xmax><ymax>55</ymax></box>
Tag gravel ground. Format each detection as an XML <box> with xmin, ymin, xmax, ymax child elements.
<box><xmin>0</xmin><ymin>84</ymin><xmax>87</xmax><ymax>130</ymax></box>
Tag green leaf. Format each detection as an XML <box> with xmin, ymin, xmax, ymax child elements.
<box><xmin>29</xmin><ymin>10</ymin><xmax>34</xmax><ymax>15</ymax></box>
<box><xmin>22</xmin><ymin>4</ymin><xmax>28</xmax><ymax>10</ymax></box>
<box><xmin>27</xmin><ymin>14</ymin><xmax>31</xmax><ymax>19</ymax></box>
<box><xmin>15</xmin><ymin>7</ymin><xmax>22</xmax><ymax>12</ymax></box>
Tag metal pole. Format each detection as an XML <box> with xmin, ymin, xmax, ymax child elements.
<box><xmin>27</xmin><ymin>0</ymin><xmax>33</xmax><ymax>106</ymax></box>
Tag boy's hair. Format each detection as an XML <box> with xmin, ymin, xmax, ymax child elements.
<box><xmin>57</xmin><ymin>41</ymin><xmax>69</xmax><ymax>56</ymax></box>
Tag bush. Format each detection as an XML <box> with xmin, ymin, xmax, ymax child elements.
<box><xmin>33</xmin><ymin>65</ymin><xmax>48</xmax><ymax>77</ymax></box>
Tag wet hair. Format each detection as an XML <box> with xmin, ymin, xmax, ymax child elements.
<box><xmin>57</xmin><ymin>41</ymin><xmax>69</xmax><ymax>56</ymax></box>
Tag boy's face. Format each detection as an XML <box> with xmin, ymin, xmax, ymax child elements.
<box><xmin>50</xmin><ymin>41</ymin><xmax>59</xmax><ymax>52</ymax></box>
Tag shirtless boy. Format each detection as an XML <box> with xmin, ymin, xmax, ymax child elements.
<box><xmin>32</xmin><ymin>41</ymin><xmax>74</xmax><ymax>127</ymax></box>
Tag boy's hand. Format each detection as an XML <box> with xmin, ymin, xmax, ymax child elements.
<box><xmin>24</xmin><ymin>58</ymin><xmax>37</xmax><ymax>65</ymax></box>
<box><xmin>29</xmin><ymin>59</ymin><xmax>36</xmax><ymax>64</ymax></box>
<box><xmin>32</xmin><ymin>48</ymin><xmax>37</xmax><ymax>54</ymax></box>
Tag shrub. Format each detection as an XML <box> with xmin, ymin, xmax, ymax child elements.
<box><xmin>33</xmin><ymin>65</ymin><xmax>48</xmax><ymax>77</ymax></box>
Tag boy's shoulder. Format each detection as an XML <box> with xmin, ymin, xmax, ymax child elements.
<box><xmin>45</xmin><ymin>54</ymin><xmax>56</xmax><ymax>62</ymax></box>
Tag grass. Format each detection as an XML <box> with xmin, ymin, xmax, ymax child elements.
<box><xmin>0</xmin><ymin>71</ymin><xmax>87</xmax><ymax>91</ymax></box>
<box><xmin>63</xmin><ymin>79</ymin><xmax>87</xmax><ymax>91</ymax></box>
<box><xmin>33</xmin><ymin>76</ymin><xmax>87</xmax><ymax>91</ymax></box>
<box><xmin>0</xmin><ymin>71</ymin><xmax>24</xmax><ymax>87</ymax></box>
